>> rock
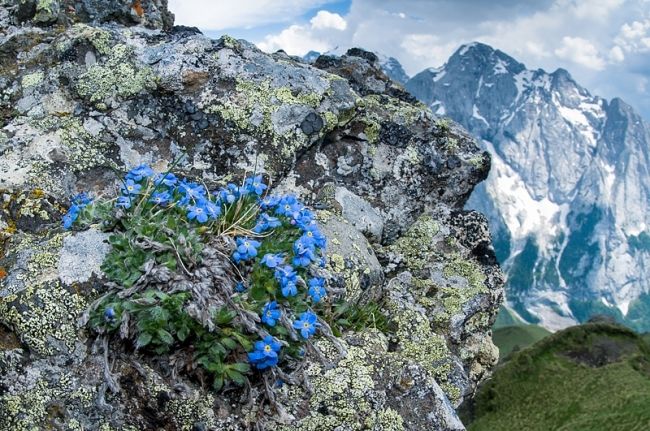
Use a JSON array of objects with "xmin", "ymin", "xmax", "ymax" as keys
[{"xmin": 0, "ymin": 2, "xmax": 504, "ymax": 429}]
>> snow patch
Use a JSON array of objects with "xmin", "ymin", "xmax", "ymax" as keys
[
  {"xmin": 472, "ymin": 105, "xmax": 489, "ymax": 125},
  {"xmin": 483, "ymin": 140, "xmax": 566, "ymax": 252}
]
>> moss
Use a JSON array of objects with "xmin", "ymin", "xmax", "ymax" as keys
[
  {"xmin": 21, "ymin": 71, "xmax": 44, "ymax": 89},
  {"xmin": 75, "ymin": 44, "xmax": 157, "ymax": 108}
]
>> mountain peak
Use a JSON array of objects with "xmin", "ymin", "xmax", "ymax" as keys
[{"xmin": 448, "ymin": 42, "xmax": 526, "ymax": 76}]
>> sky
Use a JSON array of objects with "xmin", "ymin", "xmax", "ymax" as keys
[{"xmin": 168, "ymin": 0, "xmax": 650, "ymax": 119}]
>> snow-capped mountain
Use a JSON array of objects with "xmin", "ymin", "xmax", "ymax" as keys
[
  {"xmin": 376, "ymin": 53, "xmax": 410, "ymax": 85},
  {"xmin": 404, "ymin": 42, "xmax": 650, "ymax": 331}
]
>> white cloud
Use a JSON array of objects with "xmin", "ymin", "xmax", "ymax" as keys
[
  {"xmin": 615, "ymin": 19, "xmax": 650, "ymax": 53},
  {"xmin": 609, "ymin": 45, "xmax": 626, "ymax": 62},
  {"xmin": 554, "ymin": 36, "xmax": 606, "ymax": 70},
  {"xmin": 257, "ymin": 10, "xmax": 347, "ymax": 55},
  {"xmin": 168, "ymin": 0, "xmax": 335, "ymax": 30},
  {"xmin": 310, "ymin": 10, "xmax": 347, "ymax": 30},
  {"xmin": 400, "ymin": 34, "xmax": 459, "ymax": 67}
]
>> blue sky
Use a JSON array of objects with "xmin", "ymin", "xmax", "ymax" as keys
[{"xmin": 168, "ymin": 0, "xmax": 650, "ymax": 119}]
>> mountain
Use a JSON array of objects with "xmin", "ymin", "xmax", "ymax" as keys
[
  {"xmin": 376, "ymin": 53, "xmax": 410, "ymax": 85},
  {"xmin": 461, "ymin": 321, "xmax": 650, "ymax": 430},
  {"xmin": 405, "ymin": 42, "xmax": 650, "ymax": 332}
]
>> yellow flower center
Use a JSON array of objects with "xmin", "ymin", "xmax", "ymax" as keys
[
  {"xmin": 307, "ymin": 231, "xmax": 313, "ymax": 237},
  {"xmin": 303, "ymin": 322, "xmax": 310, "ymax": 328},
  {"xmin": 264, "ymin": 345, "xmax": 271, "ymax": 352}
]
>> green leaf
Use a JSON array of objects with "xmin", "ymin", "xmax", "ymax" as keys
[
  {"xmin": 157, "ymin": 329, "xmax": 174, "ymax": 345},
  {"xmin": 221, "ymin": 337, "xmax": 238, "ymax": 350},
  {"xmin": 226, "ymin": 370, "xmax": 246, "ymax": 385},
  {"xmin": 136, "ymin": 332, "xmax": 152, "ymax": 348},
  {"xmin": 177, "ymin": 326, "xmax": 190, "ymax": 342},
  {"xmin": 230, "ymin": 362, "xmax": 251, "ymax": 373},
  {"xmin": 213, "ymin": 375, "xmax": 224, "ymax": 391}
]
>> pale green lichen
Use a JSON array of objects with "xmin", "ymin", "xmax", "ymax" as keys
[
  {"xmin": 21, "ymin": 72, "xmax": 44, "ymax": 89},
  {"xmin": 62, "ymin": 24, "xmax": 113, "ymax": 55},
  {"xmin": 201, "ymin": 77, "xmax": 336, "ymax": 161},
  {"xmin": 385, "ymin": 299, "xmax": 458, "ymax": 400},
  {"xmin": 283, "ymin": 331, "xmax": 394, "ymax": 431},
  {"xmin": 388, "ymin": 215, "xmax": 440, "ymax": 270},
  {"xmin": 0, "ymin": 233, "xmax": 87, "ymax": 355},
  {"xmin": 467, "ymin": 154, "xmax": 485, "ymax": 168},
  {"xmin": 0, "ymin": 371, "xmax": 96, "ymax": 431},
  {"xmin": 142, "ymin": 364, "xmax": 217, "ymax": 430},
  {"xmin": 75, "ymin": 44, "xmax": 157, "ymax": 108},
  {"xmin": 361, "ymin": 94, "xmax": 423, "ymax": 126}
]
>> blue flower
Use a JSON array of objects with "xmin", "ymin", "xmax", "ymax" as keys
[
  {"xmin": 217, "ymin": 183, "xmax": 240, "ymax": 204},
  {"xmin": 293, "ymin": 311, "xmax": 320, "ymax": 339},
  {"xmin": 248, "ymin": 335, "xmax": 282, "ymax": 369},
  {"xmin": 259, "ymin": 195, "xmax": 280, "ymax": 210},
  {"xmin": 62, "ymin": 208, "xmax": 79, "ymax": 230},
  {"xmin": 301, "ymin": 224, "xmax": 327, "ymax": 249},
  {"xmin": 261, "ymin": 301, "xmax": 281, "ymax": 327},
  {"xmin": 274, "ymin": 265, "xmax": 297, "ymax": 285},
  {"xmin": 294, "ymin": 209, "xmax": 315, "ymax": 228},
  {"xmin": 308, "ymin": 277, "xmax": 327, "ymax": 303},
  {"xmin": 178, "ymin": 180, "xmax": 206, "ymax": 205},
  {"xmin": 293, "ymin": 237, "xmax": 317, "ymax": 267},
  {"xmin": 154, "ymin": 173, "xmax": 178, "ymax": 187},
  {"xmin": 187, "ymin": 203, "xmax": 209, "ymax": 223},
  {"xmin": 253, "ymin": 213, "xmax": 282, "ymax": 233},
  {"xmin": 233, "ymin": 237, "xmax": 261, "ymax": 262},
  {"xmin": 244, "ymin": 175, "xmax": 268, "ymax": 196},
  {"xmin": 149, "ymin": 191, "xmax": 171, "ymax": 205},
  {"xmin": 71, "ymin": 192, "xmax": 93, "ymax": 207},
  {"xmin": 121, "ymin": 179, "xmax": 142, "ymax": 195},
  {"xmin": 204, "ymin": 200, "xmax": 222, "ymax": 219},
  {"xmin": 281, "ymin": 280, "xmax": 298, "ymax": 297},
  {"xmin": 261, "ymin": 253, "xmax": 284, "ymax": 268},
  {"xmin": 235, "ymin": 282, "xmax": 247, "ymax": 292},
  {"xmin": 104, "ymin": 307, "xmax": 116, "ymax": 322},
  {"xmin": 275, "ymin": 195, "xmax": 302, "ymax": 218},
  {"xmin": 116, "ymin": 196, "xmax": 133, "ymax": 209},
  {"xmin": 126, "ymin": 164, "xmax": 154, "ymax": 182}
]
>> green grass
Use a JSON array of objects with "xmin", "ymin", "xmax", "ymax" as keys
[
  {"xmin": 463, "ymin": 322, "xmax": 650, "ymax": 431},
  {"xmin": 493, "ymin": 324, "xmax": 551, "ymax": 360},
  {"xmin": 643, "ymin": 333, "xmax": 650, "ymax": 345},
  {"xmin": 492, "ymin": 305, "xmax": 525, "ymax": 329}
]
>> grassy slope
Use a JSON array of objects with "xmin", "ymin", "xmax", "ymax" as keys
[
  {"xmin": 493, "ymin": 325, "xmax": 551, "ymax": 359},
  {"xmin": 464, "ymin": 323, "xmax": 650, "ymax": 431}
]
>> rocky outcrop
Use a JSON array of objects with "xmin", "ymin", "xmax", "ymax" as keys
[{"xmin": 0, "ymin": 3, "xmax": 503, "ymax": 430}]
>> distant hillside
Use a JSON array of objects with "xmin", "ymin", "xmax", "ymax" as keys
[
  {"xmin": 462, "ymin": 322, "xmax": 650, "ymax": 430},
  {"xmin": 493, "ymin": 325, "xmax": 551, "ymax": 360}
]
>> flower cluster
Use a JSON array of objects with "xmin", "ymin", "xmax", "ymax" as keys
[
  {"xmin": 69, "ymin": 164, "xmax": 332, "ymax": 388},
  {"xmin": 232, "ymin": 192, "xmax": 329, "ymax": 370}
]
